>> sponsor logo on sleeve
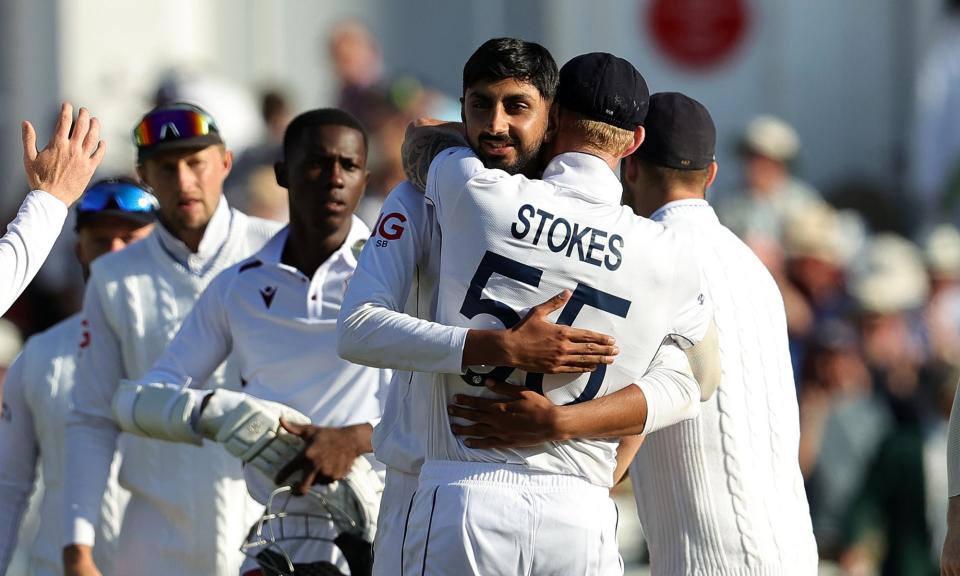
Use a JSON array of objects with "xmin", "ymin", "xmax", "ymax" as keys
[{"xmin": 371, "ymin": 212, "xmax": 407, "ymax": 247}]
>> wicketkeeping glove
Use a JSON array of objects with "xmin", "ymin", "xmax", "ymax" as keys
[{"xmin": 197, "ymin": 389, "xmax": 311, "ymax": 481}]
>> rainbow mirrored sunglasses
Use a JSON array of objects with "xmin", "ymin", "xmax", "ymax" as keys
[
  {"xmin": 133, "ymin": 105, "xmax": 220, "ymax": 147},
  {"xmin": 77, "ymin": 180, "xmax": 159, "ymax": 215}
]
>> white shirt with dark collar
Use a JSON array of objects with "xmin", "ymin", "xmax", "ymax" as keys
[
  {"xmin": 631, "ymin": 198, "xmax": 818, "ymax": 574},
  {"xmin": 422, "ymin": 147, "xmax": 710, "ymax": 487},
  {"xmin": 138, "ymin": 217, "xmax": 388, "ymax": 502}
]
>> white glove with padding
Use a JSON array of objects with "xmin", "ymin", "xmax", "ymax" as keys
[
  {"xmin": 197, "ymin": 388, "xmax": 311, "ymax": 482},
  {"xmin": 113, "ymin": 380, "xmax": 203, "ymax": 445}
]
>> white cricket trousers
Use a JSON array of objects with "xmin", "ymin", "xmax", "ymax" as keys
[
  {"xmin": 400, "ymin": 461, "xmax": 622, "ymax": 576},
  {"xmin": 373, "ymin": 467, "xmax": 420, "ymax": 576}
]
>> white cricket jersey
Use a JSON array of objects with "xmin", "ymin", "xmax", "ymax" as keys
[
  {"xmin": 66, "ymin": 198, "xmax": 281, "ymax": 576},
  {"xmin": 339, "ymin": 182, "xmax": 464, "ymax": 475},
  {"xmin": 0, "ymin": 316, "xmax": 125, "ymax": 576},
  {"xmin": 0, "ymin": 190, "xmax": 68, "ymax": 316},
  {"xmin": 630, "ymin": 200, "xmax": 817, "ymax": 575},
  {"xmin": 138, "ymin": 218, "xmax": 388, "ymax": 504},
  {"xmin": 424, "ymin": 148, "xmax": 709, "ymax": 487}
]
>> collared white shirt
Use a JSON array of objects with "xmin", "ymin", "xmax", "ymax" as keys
[
  {"xmin": 154, "ymin": 195, "xmax": 232, "ymax": 276},
  {"xmin": 422, "ymin": 147, "xmax": 709, "ymax": 487},
  {"xmin": 139, "ymin": 217, "xmax": 388, "ymax": 501}
]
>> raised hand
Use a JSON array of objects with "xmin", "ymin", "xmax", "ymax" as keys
[{"xmin": 22, "ymin": 102, "xmax": 106, "ymax": 207}]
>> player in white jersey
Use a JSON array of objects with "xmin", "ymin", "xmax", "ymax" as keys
[
  {"xmin": 0, "ymin": 103, "xmax": 105, "ymax": 318},
  {"xmin": 393, "ymin": 53, "xmax": 712, "ymax": 574},
  {"xmin": 111, "ymin": 109, "xmax": 388, "ymax": 576},
  {"xmin": 622, "ymin": 93, "xmax": 817, "ymax": 575},
  {"xmin": 339, "ymin": 39, "xmax": 671, "ymax": 575},
  {"xmin": 0, "ymin": 179, "xmax": 157, "ymax": 576},
  {"xmin": 457, "ymin": 93, "xmax": 817, "ymax": 574},
  {"xmin": 64, "ymin": 103, "xmax": 282, "ymax": 576}
]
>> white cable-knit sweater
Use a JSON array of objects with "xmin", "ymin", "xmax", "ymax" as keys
[
  {"xmin": 66, "ymin": 200, "xmax": 281, "ymax": 576},
  {"xmin": 629, "ymin": 200, "xmax": 818, "ymax": 575}
]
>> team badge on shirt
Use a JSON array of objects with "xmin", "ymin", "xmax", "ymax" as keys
[
  {"xmin": 260, "ymin": 285, "xmax": 278, "ymax": 309},
  {"xmin": 351, "ymin": 238, "xmax": 366, "ymax": 259}
]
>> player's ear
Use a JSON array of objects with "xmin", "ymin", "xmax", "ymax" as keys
[
  {"xmin": 705, "ymin": 160, "xmax": 719, "ymax": 189},
  {"xmin": 544, "ymin": 103, "xmax": 560, "ymax": 143},
  {"xmin": 460, "ymin": 97, "xmax": 466, "ymax": 125},
  {"xmin": 621, "ymin": 126, "xmax": 645, "ymax": 159},
  {"xmin": 274, "ymin": 161, "xmax": 288, "ymax": 189}
]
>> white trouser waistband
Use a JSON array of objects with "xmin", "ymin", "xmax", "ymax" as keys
[{"xmin": 419, "ymin": 460, "xmax": 605, "ymax": 494}]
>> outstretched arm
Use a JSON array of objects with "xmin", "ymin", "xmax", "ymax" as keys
[{"xmin": 0, "ymin": 104, "xmax": 106, "ymax": 316}]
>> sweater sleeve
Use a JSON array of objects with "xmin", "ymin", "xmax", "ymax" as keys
[
  {"xmin": 0, "ymin": 190, "xmax": 68, "ymax": 316},
  {"xmin": 65, "ymin": 282, "xmax": 122, "ymax": 547}
]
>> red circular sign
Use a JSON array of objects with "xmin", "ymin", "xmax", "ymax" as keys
[{"xmin": 647, "ymin": 0, "xmax": 749, "ymax": 70}]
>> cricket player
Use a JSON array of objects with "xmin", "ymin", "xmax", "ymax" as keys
[
  {"xmin": 1, "ymin": 103, "xmax": 105, "ymax": 317},
  {"xmin": 453, "ymin": 93, "xmax": 819, "ymax": 575},
  {"xmin": 338, "ymin": 39, "xmax": 628, "ymax": 575},
  {"xmin": 110, "ymin": 108, "xmax": 387, "ymax": 575},
  {"xmin": 623, "ymin": 93, "xmax": 817, "ymax": 575},
  {"xmin": 0, "ymin": 179, "xmax": 157, "ymax": 576},
  {"xmin": 396, "ymin": 53, "xmax": 712, "ymax": 574},
  {"xmin": 64, "ymin": 103, "xmax": 282, "ymax": 576}
]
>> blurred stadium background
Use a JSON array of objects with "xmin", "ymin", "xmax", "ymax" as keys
[{"xmin": 3, "ymin": 0, "xmax": 959, "ymax": 574}]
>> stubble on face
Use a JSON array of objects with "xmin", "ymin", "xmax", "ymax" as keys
[{"xmin": 462, "ymin": 78, "xmax": 550, "ymax": 176}]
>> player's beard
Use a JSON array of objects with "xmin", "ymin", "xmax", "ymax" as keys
[{"xmin": 475, "ymin": 137, "xmax": 539, "ymax": 176}]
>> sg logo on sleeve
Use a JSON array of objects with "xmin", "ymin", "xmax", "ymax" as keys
[{"xmin": 371, "ymin": 212, "xmax": 407, "ymax": 247}]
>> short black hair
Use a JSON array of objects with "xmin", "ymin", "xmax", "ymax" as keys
[
  {"xmin": 282, "ymin": 108, "xmax": 368, "ymax": 158},
  {"xmin": 462, "ymin": 38, "xmax": 558, "ymax": 101}
]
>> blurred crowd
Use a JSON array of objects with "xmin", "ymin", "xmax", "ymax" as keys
[{"xmin": 2, "ymin": 16, "xmax": 959, "ymax": 576}]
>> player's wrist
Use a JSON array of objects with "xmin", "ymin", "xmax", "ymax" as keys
[
  {"xmin": 344, "ymin": 423, "xmax": 374, "ymax": 455},
  {"xmin": 463, "ymin": 329, "xmax": 514, "ymax": 368},
  {"xmin": 550, "ymin": 406, "xmax": 577, "ymax": 441}
]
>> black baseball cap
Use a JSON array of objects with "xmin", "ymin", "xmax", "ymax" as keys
[
  {"xmin": 556, "ymin": 52, "xmax": 649, "ymax": 131},
  {"xmin": 133, "ymin": 102, "xmax": 223, "ymax": 162},
  {"xmin": 635, "ymin": 92, "xmax": 716, "ymax": 170}
]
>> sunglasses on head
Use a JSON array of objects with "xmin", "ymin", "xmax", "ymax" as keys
[
  {"xmin": 133, "ymin": 105, "xmax": 220, "ymax": 147},
  {"xmin": 77, "ymin": 180, "xmax": 160, "ymax": 215}
]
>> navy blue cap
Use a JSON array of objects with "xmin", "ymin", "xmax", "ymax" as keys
[
  {"xmin": 636, "ymin": 92, "xmax": 716, "ymax": 170},
  {"xmin": 556, "ymin": 52, "xmax": 649, "ymax": 130}
]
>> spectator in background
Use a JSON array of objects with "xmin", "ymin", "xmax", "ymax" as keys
[
  {"xmin": 804, "ymin": 234, "xmax": 932, "ymax": 560},
  {"xmin": 228, "ymin": 87, "xmax": 293, "ymax": 216},
  {"xmin": 798, "ymin": 320, "xmax": 872, "ymax": 479},
  {"xmin": 911, "ymin": 0, "xmax": 960, "ymax": 230},
  {"xmin": 719, "ymin": 114, "xmax": 822, "ymax": 246},
  {"xmin": 922, "ymin": 224, "xmax": 960, "ymax": 363},
  {"xmin": 780, "ymin": 202, "xmax": 852, "ymax": 386},
  {"xmin": 327, "ymin": 19, "xmax": 391, "ymax": 133}
]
